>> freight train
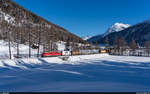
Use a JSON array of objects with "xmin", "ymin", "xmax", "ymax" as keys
[{"xmin": 42, "ymin": 49, "xmax": 107, "ymax": 57}]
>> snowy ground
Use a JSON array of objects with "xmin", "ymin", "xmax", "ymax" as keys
[
  {"xmin": 0, "ymin": 40, "xmax": 40, "ymax": 59},
  {"xmin": 0, "ymin": 54, "xmax": 150, "ymax": 92}
]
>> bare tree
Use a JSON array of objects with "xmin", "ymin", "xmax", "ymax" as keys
[
  {"xmin": 65, "ymin": 37, "xmax": 70, "ymax": 51},
  {"xmin": 119, "ymin": 37, "xmax": 127, "ymax": 55},
  {"xmin": 144, "ymin": 40, "xmax": 150, "ymax": 56},
  {"xmin": 16, "ymin": 27, "xmax": 20, "ymax": 58},
  {"xmin": 15, "ymin": 8, "xmax": 22, "ymax": 58},
  {"xmin": 28, "ymin": 26, "xmax": 31, "ymax": 57},
  {"xmin": 95, "ymin": 41, "xmax": 100, "ymax": 50},
  {"xmin": 105, "ymin": 37, "xmax": 109, "ymax": 52},
  {"xmin": 37, "ymin": 25, "xmax": 42, "ymax": 57},
  {"xmin": 7, "ymin": 22, "xmax": 12, "ymax": 59},
  {"xmin": 8, "ymin": 29, "xmax": 12, "ymax": 59},
  {"xmin": 113, "ymin": 36, "xmax": 120, "ymax": 55},
  {"xmin": 129, "ymin": 39, "xmax": 138, "ymax": 56},
  {"xmin": 3, "ymin": 18, "xmax": 13, "ymax": 59},
  {"xmin": 89, "ymin": 42, "xmax": 93, "ymax": 50}
]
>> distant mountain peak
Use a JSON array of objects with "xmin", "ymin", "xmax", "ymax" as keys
[
  {"xmin": 82, "ymin": 35, "xmax": 92, "ymax": 40},
  {"xmin": 88, "ymin": 22, "xmax": 130, "ymax": 44},
  {"xmin": 103, "ymin": 22, "xmax": 130, "ymax": 37}
]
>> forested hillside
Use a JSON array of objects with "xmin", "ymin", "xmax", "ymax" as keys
[{"xmin": 0, "ymin": 0, "xmax": 85, "ymax": 53}]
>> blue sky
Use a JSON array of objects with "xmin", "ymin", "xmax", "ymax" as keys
[{"xmin": 13, "ymin": 0, "xmax": 150, "ymax": 37}]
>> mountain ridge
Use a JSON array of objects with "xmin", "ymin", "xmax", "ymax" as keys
[
  {"xmin": 88, "ymin": 22, "xmax": 130, "ymax": 44},
  {"xmin": 88, "ymin": 19, "xmax": 150, "ymax": 46}
]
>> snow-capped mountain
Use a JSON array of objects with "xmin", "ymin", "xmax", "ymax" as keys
[
  {"xmin": 82, "ymin": 35, "xmax": 92, "ymax": 40},
  {"xmin": 103, "ymin": 23, "xmax": 130, "ymax": 37},
  {"xmin": 88, "ymin": 18, "xmax": 150, "ymax": 46},
  {"xmin": 88, "ymin": 22, "xmax": 130, "ymax": 43}
]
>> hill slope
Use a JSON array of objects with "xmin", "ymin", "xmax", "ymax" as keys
[{"xmin": 0, "ymin": 0, "xmax": 84, "ymax": 49}]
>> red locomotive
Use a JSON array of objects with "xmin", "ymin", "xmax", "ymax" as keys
[{"xmin": 42, "ymin": 52, "xmax": 62, "ymax": 57}]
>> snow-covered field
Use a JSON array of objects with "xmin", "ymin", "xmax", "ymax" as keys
[{"xmin": 0, "ymin": 54, "xmax": 150, "ymax": 92}]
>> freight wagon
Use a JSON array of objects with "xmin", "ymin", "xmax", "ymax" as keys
[
  {"xmin": 99, "ymin": 50, "xmax": 107, "ymax": 54},
  {"xmin": 72, "ymin": 51, "xmax": 81, "ymax": 55},
  {"xmin": 80, "ymin": 50, "xmax": 99, "ymax": 55}
]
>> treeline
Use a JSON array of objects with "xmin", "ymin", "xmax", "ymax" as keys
[{"xmin": 104, "ymin": 36, "xmax": 150, "ymax": 56}]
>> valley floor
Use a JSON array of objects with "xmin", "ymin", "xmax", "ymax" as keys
[{"xmin": 0, "ymin": 54, "xmax": 150, "ymax": 92}]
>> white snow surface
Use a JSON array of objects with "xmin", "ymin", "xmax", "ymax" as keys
[
  {"xmin": 0, "ymin": 54, "xmax": 108, "ymax": 68},
  {"xmin": 0, "ymin": 54, "xmax": 150, "ymax": 91},
  {"xmin": 0, "ymin": 40, "xmax": 39, "ymax": 59}
]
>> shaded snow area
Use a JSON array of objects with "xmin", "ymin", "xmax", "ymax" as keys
[{"xmin": 0, "ymin": 54, "xmax": 150, "ymax": 91}]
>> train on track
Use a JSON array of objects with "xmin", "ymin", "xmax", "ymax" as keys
[{"xmin": 42, "ymin": 49, "xmax": 107, "ymax": 57}]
